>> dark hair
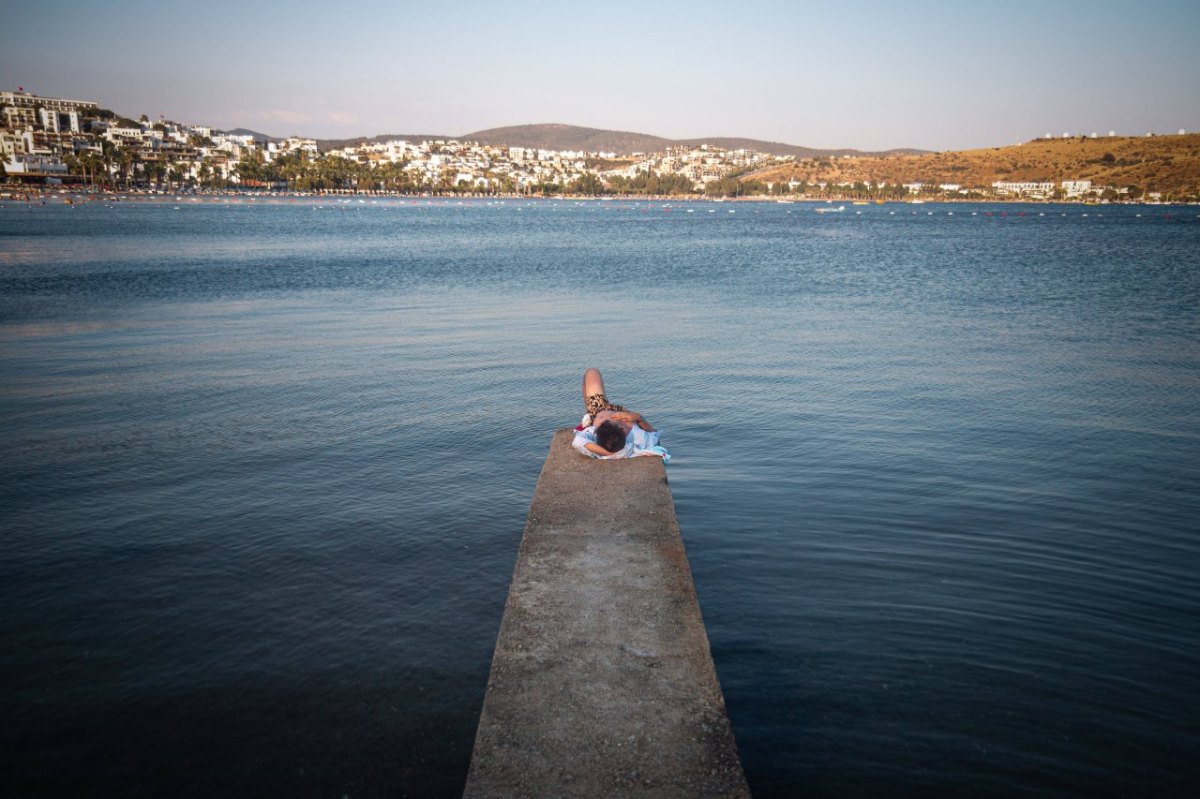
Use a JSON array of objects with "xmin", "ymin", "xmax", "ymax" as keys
[{"xmin": 595, "ymin": 420, "xmax": 627, "ymax": 453}]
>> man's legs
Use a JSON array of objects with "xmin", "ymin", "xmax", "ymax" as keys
[
  {"xmin": 582, "ymin": 368, "xmax": 625, "ymax": 418},
  {"xmin": 582, "ymin": 368, "xmax": 606, "ymax": 403}
]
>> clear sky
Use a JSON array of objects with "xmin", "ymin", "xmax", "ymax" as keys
[{"xmin": 4, "ymin": 0, "xmax": 1199, "ymax": 151}]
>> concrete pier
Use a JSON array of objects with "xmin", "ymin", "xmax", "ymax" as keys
[{"xmin": 464, "ymin": 430, "xmax": 750, "ymax": 798}]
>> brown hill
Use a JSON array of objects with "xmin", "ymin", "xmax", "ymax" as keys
[
  {"xmin": 463, "ymin": 123, "xmax": 673, "ymax": 154},
  {"xmin": 464, "ymin": 125, "xmax": 923, "ymax": 158},
  {"xmin": 673, "ymin": 136, "xmax": 922, "ymax": 159},
  {"xmin": 315, "ymin": 132, "xmax": 455, "ymax": 151},
  {"xmin": 745, "ymin": 133, "xmax": 1200, "ymax": 197},
  {"xmin": 314, "ymin": 124, "xmax": 669, "ymax": 155},
  {"xmin": 224, "ymin": 128, "xmax": 280, "ymax": 144},
  {"xmin": 317, "ymin": 123, "xmax": 927, "ymax": 158}
]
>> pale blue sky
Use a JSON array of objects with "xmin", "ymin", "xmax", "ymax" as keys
[{"xmin": 3, "ymin": 0, "xmax": 1198, "ymax": 150}]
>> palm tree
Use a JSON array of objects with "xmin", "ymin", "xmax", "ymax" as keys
[
  {"xmin": 117, "ymin": 148, "xmax": 135, "ymax": 189},
  {"xmin": 145, "ymin": 160, "xmax": 166, "ymax": 191},
  {"xmin": 234, "ymin": 149, "xmax": 264, "ymax": 186},
  {"xmin": 169, "ymin": 161, "xmax": 189, "ymax": 190},
  {"xmin": 64, "ymin": 153, "xmax": 82, "ymax": 184},
  {"xmin": 100, "ymin": 140, "xmax": 119, "ymax": 188},
  {"xmin": 89, "ymin": 151, "xmax": 106, "ymax": 187}
]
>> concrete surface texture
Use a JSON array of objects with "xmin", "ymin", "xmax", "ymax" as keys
[{"xmin": 464, "ymin": 429, "xmax": 750, "ymax": 798}]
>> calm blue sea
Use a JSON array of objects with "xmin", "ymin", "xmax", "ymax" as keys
[{"xmin": 2, "ymin": 197, "xmax": 1198, "ymax": 797}]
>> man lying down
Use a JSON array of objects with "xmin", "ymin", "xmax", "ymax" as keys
[{"xmin": 571, "ymin": 368, "xmax": 670, "ymax": 462}]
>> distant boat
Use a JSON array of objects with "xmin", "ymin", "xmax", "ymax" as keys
[
  {"xmin": 853, "ymin": 201, "xmax": 869, "ymax": 205},
  {"xmin": 814, "ymin": 205, "xmax": 845, "ymax": 213}
]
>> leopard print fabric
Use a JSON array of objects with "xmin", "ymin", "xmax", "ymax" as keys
[{"xmin": 584, "ymin": 393, "xmax": 625, "ymax": 418}]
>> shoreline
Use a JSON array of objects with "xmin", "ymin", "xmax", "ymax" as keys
[{"xmin": 2, "ymin": 186, "xmax": 1193, "ymax": 207}]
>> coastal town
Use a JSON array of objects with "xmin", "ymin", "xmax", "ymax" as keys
[
  {"xmin": 2, "ymin": 88, "xmax": 1194, "ymax": 201},
  {"xmin": 0, "ymin": 89, "xmax": 781, "ymax": 196}
]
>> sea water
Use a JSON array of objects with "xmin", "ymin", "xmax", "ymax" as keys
[{"xmin": 2, "ymin": 198, "xmax": 1198, "ymax": 796}]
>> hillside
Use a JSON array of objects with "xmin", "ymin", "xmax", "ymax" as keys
[
  {"xmin": 672, "ymin": 136, "xmax": 923, "ymax": 159},
  {"xmin": 314, "ymin": 123, "xmax": 927, "ymax": 158},
  {"xmin": 744, "ymin": 133, "xmax": 1200, "ymax": 196},
  {"xmin": 224, "ymin": 128, "xmax": 279, "ymax": 144},
  {"xmin": 312, "ymin": 124, "xmax": 667, "ymax": 154},
  {"xmin": 462, "ymin": 124, "xmax": 673, "ymax": 154},
  {"xmin": 463, "ymin": 124, "xmax": 924, "ymax": 158},
  {"xmin": 315, "ymin": 132, "xmax": 454, "ymax": 151}
]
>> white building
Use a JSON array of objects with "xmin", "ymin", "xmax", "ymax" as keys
[
  {"xmin": 38, "ymin": 107, "xmax": 82, "ymax": 134},
  {"xmin": 104, "ymin": 127, "xmax": 145, "ymax": 147},
  {"xmin": 0, "ymin": 90, "xmax": 99, "ymax": 114},
  {"xmin": 1, "ymin": 128, "xmax": 35, "ymax": 157},
  {"xmin": 1061, "ymin": 180, "xmax": 1092, "ymax": 198},
  {"xmin": 993, "ymin": 181, "xmax": 1055, "ymax": 197},
  {"xmin": 3, "ymin": 153, "xmax": 69, "ymax": 176},
  {"xmin": 267, "ymin": 137, "xmax": 319, "ymax": 159},
  {"xmin": 4, "ymin": 105, "xmax": 38, "ymax": 129}
]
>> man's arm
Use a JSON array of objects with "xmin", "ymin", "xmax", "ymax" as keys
[{"xmin": 610, "ymin": 410, "xmax": 656, "ymax": 432}]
